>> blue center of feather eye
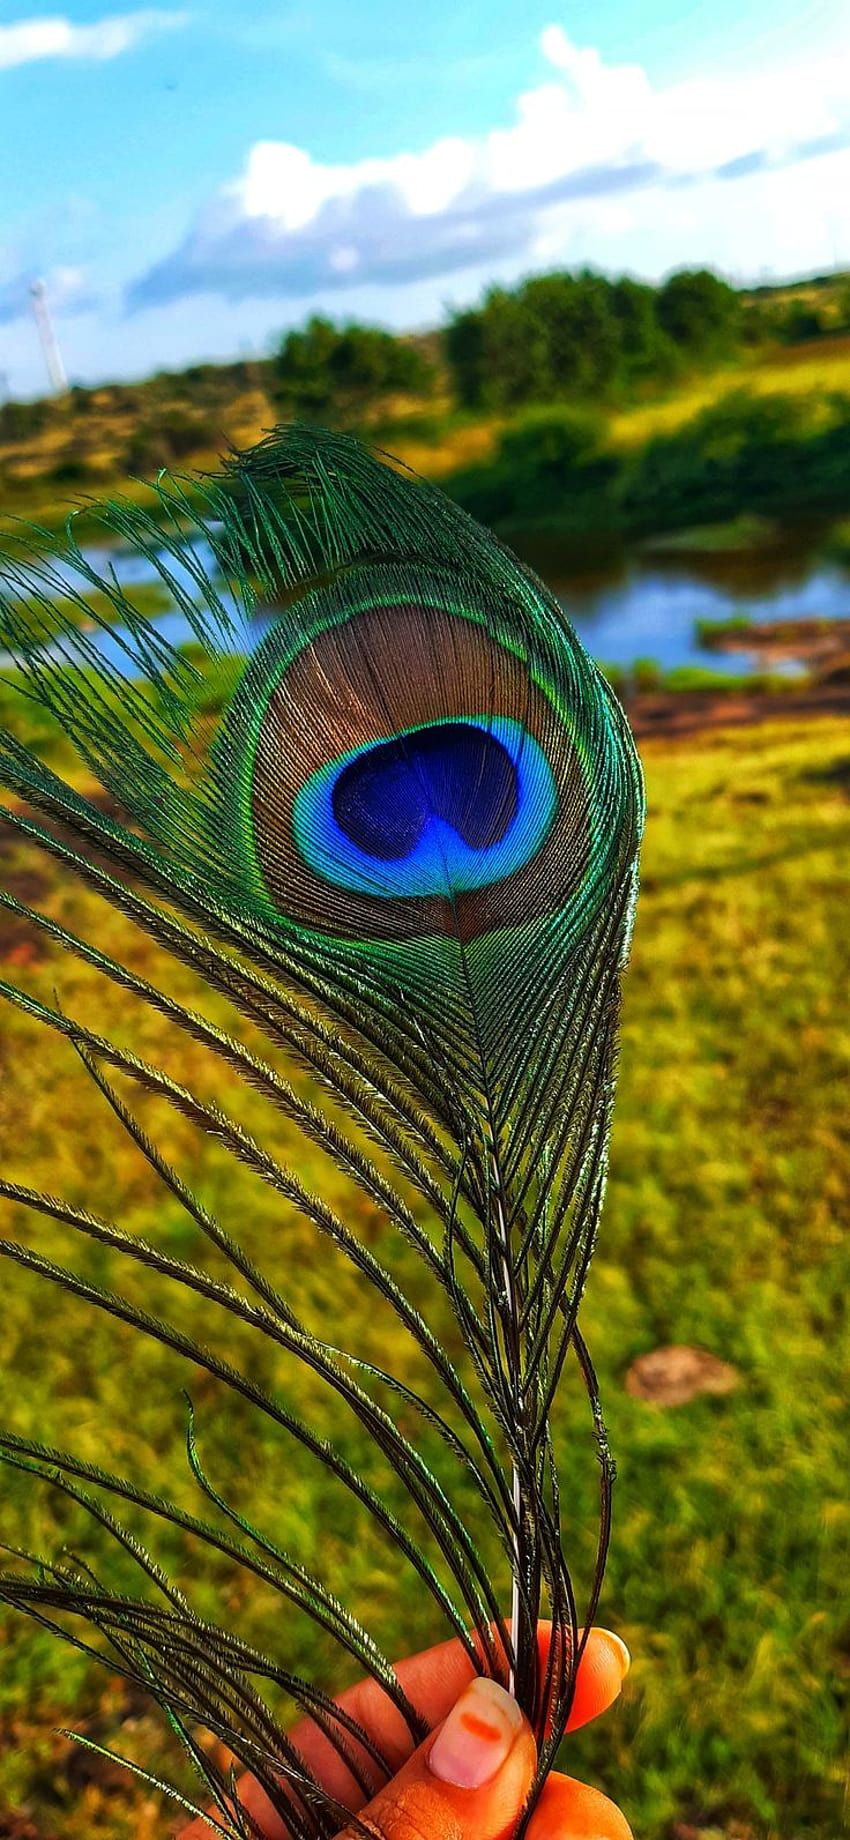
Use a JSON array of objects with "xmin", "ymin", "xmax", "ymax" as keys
[
  {"xmin": 292, "ymin": 716, "xmax": 557, "ymax": 900},
  {"xmin": 331, "ymin": 723, "xmax": 517, "ymax": 860}
]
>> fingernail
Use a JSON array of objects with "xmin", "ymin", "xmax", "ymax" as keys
[
  {"xmin": 598, "ymin": 1629, "xmax": 631, "ymax": 1679},
  {"xmin": 429, "ymin": 1677, "xmax": 524, "ymax": 1789}
]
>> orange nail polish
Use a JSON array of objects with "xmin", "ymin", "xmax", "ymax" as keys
[{"xmin": 429, "ymin": 1677, "xmax": 523, "ymax": 1788}]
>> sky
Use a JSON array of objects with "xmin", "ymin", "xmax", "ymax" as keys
[{"xmin": 2, "ymin": 0, "xmax": 850, "ymax": 398}]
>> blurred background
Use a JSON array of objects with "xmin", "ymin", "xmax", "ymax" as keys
[{"xmin": 1, "ymin": 3, "xmax": 848, "ymax": 1835}]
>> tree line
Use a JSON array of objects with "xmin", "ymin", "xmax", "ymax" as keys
[
  {"xmin": 271, "ymin": 268, "xmax": 850, "ymax": 421},
  {"xmin": 271, "ymin": 271, "xmax": 743, "ymax": 418},
  {"xmin": 3, "ymin": 264, "xmax": 850, "ymax": 493},
  {"xmin": 444, "ymin": 269, "xmax": 743, "ymax": 409}
]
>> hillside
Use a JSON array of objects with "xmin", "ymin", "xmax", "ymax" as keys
[{"xmin": 4, "ymin": 265, "xmax": 850, "ymax": 537}]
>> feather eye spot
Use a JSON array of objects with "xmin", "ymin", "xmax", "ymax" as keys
[
  {"xmin": 221, "ymin": 584, "xmax": 629, "ymax": 943},
  {"xmin": 293, "ymin": 717, "xmax": 557, "ymax": 901}
]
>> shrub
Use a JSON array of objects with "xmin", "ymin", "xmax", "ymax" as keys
[
  {"xmin": 0, "ymin": 399, "xmax": 53, "ymax": 442},
  {"xmin": 656, "ymin": 268, "xmax": 741, "ymax": 356},
  {"xmin": 446, "ymin": 267, "xmax": 739, "ymax": 411},
  {"xmin": 448, "ymin": 406, "xmax": 621, "ymax": 529},
  {"xmin": 123, "ymin": 411, "xmax": 221, "ymax": 472},
  {"xmin": 274, "ymin": 318, "xmax": 436, "ymax": 423},
  {"xmin": 620, "ymin": 389, "xmax": 850, "ymax": 533}
]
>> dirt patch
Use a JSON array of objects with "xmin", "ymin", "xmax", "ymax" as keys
[
  {"xmin": 0, "ymin": 864, "xmax": 52, "ymax": 966},
  {"xmin": 626, "ymin": 681, "xmax": 850, "ymax": 737},
  {"xmin": 0, "ymin": 919, "xmax": 50, "ymax": 968},
  {"xmin": 2, "ymin": 868, "xmax": 50, "ymax": 905},
  {"xmin": 626, "ymin": 1344, "xmax": 740, "ymax": 1407}
]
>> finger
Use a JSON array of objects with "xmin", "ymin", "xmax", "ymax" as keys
[
  {"xmin": 280, "ymin": 1625, "xmax": 629, "ymax": 1821},
  {"xmin": 311, "ymin": 1624, "xmax": 630, "ymax": 1793},
  {"xmin": 562, "ymin": 1629, "xmax": 630, "ymax": 1733},
  {"xmin": 526, "ymin": 1771, "xmax": 633, "ymax": 1839},
  {"xmin": 178, "ymin": 1626, "xmax": 630, "ymax": 1837},
  {"xmin": 333, "ymin": 1676, "xmax": 537, "ymax": 1840}
]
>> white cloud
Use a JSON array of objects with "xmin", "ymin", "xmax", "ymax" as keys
[
  {"xmin": 0, "ymin": 10, "xmax": 188, "ymax": 72},
  {"xmin": 128, "ymin": 24, "xmax": 850, "ymax": 311}
]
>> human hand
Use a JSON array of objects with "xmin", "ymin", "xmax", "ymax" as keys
[{"xmin": 179, "ymin": 1623, "xmax": 632, "ymax": 1839}]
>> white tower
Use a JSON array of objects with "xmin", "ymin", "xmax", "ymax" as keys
[{"xmin": 29, "ymin": 278, "xmax": 67, "ymax": 394}]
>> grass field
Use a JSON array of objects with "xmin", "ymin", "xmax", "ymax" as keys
[
  {"xmin": 0, "ymin": 713, "xmax": 847, "ymax": 1838},
  {"xmin": 607, "ymin": 334, "xmax": 850, "ymax": 449}
]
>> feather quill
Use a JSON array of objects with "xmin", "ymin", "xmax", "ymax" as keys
[{"xmin": 0, "ymin": 426, "xmax": 643, "ymax": 1835}]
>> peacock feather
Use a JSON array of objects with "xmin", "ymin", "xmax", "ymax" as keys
[{"xmin": 0, "ymin": 426, "xmax": 644, "ymax": 1836}]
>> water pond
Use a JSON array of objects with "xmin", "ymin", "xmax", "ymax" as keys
[{"xmin": 3, "ymin": 521, "xmax": 849, "ymax": 680}]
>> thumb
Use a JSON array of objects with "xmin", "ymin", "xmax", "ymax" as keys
[{"xmin": 333, "ymin": 1676, "xmax": 536, "ymax": 1840}]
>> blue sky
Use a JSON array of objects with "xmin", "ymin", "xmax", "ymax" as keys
[{"xmin": 2, "ymin": 0, "xmax": 850, "ymax": 397}]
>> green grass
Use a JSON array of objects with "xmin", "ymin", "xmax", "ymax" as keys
[
  {"xmin": 0, "ymin": 716, "xmax": 848, "ymax": 1838},
  {"xmin": 824, "ymin": 518, "xmax": 850, "ymax": 565},
  {"xmin": 608, "ymin": 334, "xmax": 850, "ymax": 448},
  {"xmin": 600, "ymin": 658, "xmax": 805, "ymax": 697},
  {"xmin": 641, "ymin": 515, "xmax": 782, "ymax": 556},
  {"xmin": 695, "ymin": 618, "xmax": 764, "ymax": 649}
]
